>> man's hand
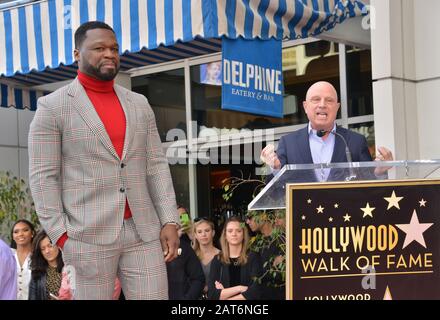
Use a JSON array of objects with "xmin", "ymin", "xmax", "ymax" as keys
[
  {"xmin": 374, "ymin": 146, "xmax": 394, "ymax": 176},
  {"xmin": 260, "ymin": 144, "xmax": 281, "ymax": 169},
  {"xmin": 160, "ymin": 224, "xmax": 179, "ymax": 262},
  {"xmin": 58, "ymin": 271, "xmax": 73, "ymax": 300}
]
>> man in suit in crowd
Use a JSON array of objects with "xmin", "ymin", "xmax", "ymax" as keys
[
  {"xmin": 261, "ymin": 81, "xmax": 393, "ymax": 180},
  {"xmin": 28, "ymin": 21, "xmax": 179, "ymax": 300}
]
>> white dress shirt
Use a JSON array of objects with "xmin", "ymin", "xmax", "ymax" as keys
[
  {"xmin": 11, "ymin": 249, "xmax": 32, "ymax": 300},
  {"xmin": 308, "ymin": 122, "xmax": 336, "ymax": 181}
]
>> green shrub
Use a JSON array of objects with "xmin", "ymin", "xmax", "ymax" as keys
[{"xmin": 0, "ymin": 171, "xmax": 39, "ymax": 242}]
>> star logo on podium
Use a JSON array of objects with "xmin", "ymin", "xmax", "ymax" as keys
[
  {"xmin": 396, "ymin": 210, "xmax": 433, "ymax": 249},
  {"xmin": 343, "ymin": 213, "xmax": 351, "ymax": 222},
  {"xmin": 361, "ymin": 203, "xmax": 375, "ymax": 218},
  {"xmin": 384, "ymin": 190, "xmax": 403, "ymax": 210}
]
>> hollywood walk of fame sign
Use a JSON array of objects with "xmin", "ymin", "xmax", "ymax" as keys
[{"xmin": 286, "ymin": 179, "xmax": 440, "ymax": 300}]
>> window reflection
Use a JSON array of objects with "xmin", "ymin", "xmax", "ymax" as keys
[
  {"xmin": 349, "ymin": 121, "xmax": 375, "ymax": 158},
  {"xmin": 132, "ymin": 69, "xmax": 186, "ymax": 142},
  {"xmin": 346, "ymin": 46, "xmax": 373, "ymax": 117},
  {"xmin": 169, "ymin": 164, "xmax": 190, "ymax": 211},
  {"xmin": 283, "ymin": 41, "xmax": 341, "ymax": 125}
]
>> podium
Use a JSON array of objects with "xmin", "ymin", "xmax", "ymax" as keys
[{"xmin": 248, "ymin": 160, "xmax": 440, "ymax": 300}]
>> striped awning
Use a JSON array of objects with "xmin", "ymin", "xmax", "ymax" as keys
[
  {"xmin": 0, "ymin": 0, "xmax": 366, "ymax": 81},
  {"xmin": 7, "ymin": 38, "xmax": 222, "ymax": 86},
  {"xmin": 0, "ymin": 82, "xmax": 48, "ymax": 110}
]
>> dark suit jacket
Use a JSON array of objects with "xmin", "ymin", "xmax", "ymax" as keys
[
  {"xmin": 271, "ymin": 125, "xmax": 373, "ymax": 182},
  {"xmin": 278, "ymin": 125, "xmax": 372, "ymax": 165},
  {"xmin": 166, "ymin": 239, "xmax": 205, "ymax": 300}
]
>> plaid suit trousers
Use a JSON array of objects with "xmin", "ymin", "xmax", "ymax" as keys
[{"xmin": 62, "ymin": 218, "xmax": 168, "ymax": 300}]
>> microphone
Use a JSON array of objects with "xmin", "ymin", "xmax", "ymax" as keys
[{"xmin": 317, "ymin": 129, "xmax": 357, "ymax": 181}]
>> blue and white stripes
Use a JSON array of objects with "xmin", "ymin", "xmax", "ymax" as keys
[
  {"xmin": 215, "ymin": 0, "xmax": 366, "ymax": 40},
  {"xmin": 0, "ymin": 0, "xmax": 366, "ymax": 77},
  {"xmin": 0, "ymin": 0, "xmax": 216, "ymax": 77},
  {"xmin": 0, "ymin": 83, "xmax": 48, "ymax": 110}
]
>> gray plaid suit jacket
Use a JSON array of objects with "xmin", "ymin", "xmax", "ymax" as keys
[{"xmin": 29, "ymin": 78, "xmax": 179, "ymax": 245}]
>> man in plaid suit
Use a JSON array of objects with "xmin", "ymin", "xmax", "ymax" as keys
[{"xmin": 28, "ymin": 21, "xmax": 180, "ymax": 300}]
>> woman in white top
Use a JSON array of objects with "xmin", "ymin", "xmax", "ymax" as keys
[
  {"xmin": 10, "ymin": 219, "xmax": 36, "ymax": 300},
  {"xmin": 192, "ymin": 218, "xmax": 220, "ymax": 299}
]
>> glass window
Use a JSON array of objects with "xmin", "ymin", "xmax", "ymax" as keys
[
  {"xmin": 346, "ymin": 46, "xmax": 373, "ymax": 117},
  {"xmin": 197, "ymin": 162, "xmax": 260, "ymax": 224},
  {"xmin": 128, "ymin": 40, "xmax": 375, "ymax": 222},
  {"xmin": 170, "ymin": 164, "xmax": 190, "ymax": 211},
  {"xmin": 348, "ymin": 121, "xmax": 375, "ymax": 158},
  {"xmin": 132, "ymin": 70, "xmax": 189, "ymax": 214},
  {"xmin": 132, "ymin": 69, "xmax": 186, "ymax": 142},
  {"xmin": 283, "ymin": 40, "xmax": 341, "ymax": 125},
  {"xmin": 190, "ymin": 40, "xmax": 341, "ymax": 139}
]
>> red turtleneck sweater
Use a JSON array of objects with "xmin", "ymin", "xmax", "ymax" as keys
[{"xmin": 57, "ymin": 71, "xmax": 132, "ymax": 248}]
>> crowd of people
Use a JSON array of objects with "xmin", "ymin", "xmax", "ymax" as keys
[
  {"xmin": 0, "ymin": 208, "xmax": 286, "ymax": 301},
  {"xmin": 1, "ymin": 20, "xmax": 394, "ymax": 301}
]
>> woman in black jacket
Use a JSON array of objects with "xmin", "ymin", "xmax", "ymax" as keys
[
  {"xmin": 29, "ymin": 230, "xmax": 64, "ymax": 300},
  {"xmin": 207, "ymin": 216, "xmax": 262, "ymax": 300}
]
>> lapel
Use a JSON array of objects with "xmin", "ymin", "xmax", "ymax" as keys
[
  {"xmin": 67, "ymin": 78, "xmax": 136, "ymax": 161},
  {"xmin": 298, "ymin": 126, "xmax": 313, "ymax": 163},
  {"xmin": 68, "ymin": 78, "xmax": 119, "ymax": 160},
  {"xmin": 114, "ymin": 85, "xmax": 136, "ymax": 161},
  {"xmin": 330, "ymin": 126, "xmax": 347, "ymax": 163}
]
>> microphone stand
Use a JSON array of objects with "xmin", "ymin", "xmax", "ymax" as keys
[{"xmin": 317, "ymin": 129, "xmax": 357, "ymax": 181}]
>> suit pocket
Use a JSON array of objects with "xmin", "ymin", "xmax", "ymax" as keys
[{"xmin": 62, "ymin": 186, "xmax": 85, "ymax": 228}]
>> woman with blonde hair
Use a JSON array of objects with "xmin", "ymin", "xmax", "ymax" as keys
[
  {"xmin": 192, "ymin": 217, "xmax": 220, "ymax": 298},
  {"xmin": 207, "ymin": 216, "xmax": 262, "ymax": 300}
]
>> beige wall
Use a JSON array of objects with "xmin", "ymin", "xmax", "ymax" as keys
[
  {"xmin": 371, "ymin": 0, "xmax": 440, "ymax": 160},
  {"xmin": 0, "ymin": 107, "xmax": 32, "ymax": 180}
]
